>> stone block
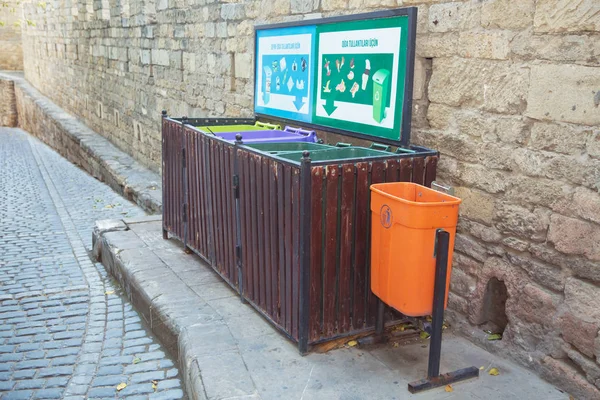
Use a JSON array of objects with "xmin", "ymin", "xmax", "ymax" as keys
[
  {"xmin": 291, "ymin": 0, "xmax": 319, "ymax": 13},
  {"xmin": 416, "ymin": 33, "xmax": 459, "ymax": 58},
  {"xmin": 234, "ymin": 53, "xmax": 252, "ymax": 79},
  {"xmin": 151, "ymin": 49, "xmax": 169, "ymax": 66},
  {"xmin": 457, "ymin": 163, "xmax": 511, "ymax": 194},
  {"xmin": 511, "ymin": 31, "xmax": 599, "ymax": 64},
  {"xmin": 540, "ymin": 356, "xmax": 600, "ymax": 399},
  {"xmin": 495, "ymin": 204, "xmax": 551, "ymax": 241},
  {"xmin": 458, "ymin": 31, "xmax": 512, "ymax": 60},
  {"xmin": 534, "ymin": 0, "xmax": 600, "ymax": 33},
  {"xmin": 449, "ymin": 268, "xmax": 476, "ymax": 298},
  {"xmin": 573, "ymin": 187, "xmax": 600, "ymax": 224},
  {"xmin": 529, "ymin": 121, "xmax": 590, "ymax": 155},
  {"xmin": 429, "ymin": 58, "xmax": 529, "ymax": 114},
  {"xmin": 454, "ymin": 186, "xmax": 495, "ymax": 225},
  {"xmin": 560, "ymin": 312, "xmax": 599, "ymax": 358},
  {"xmin": 589, "ymin": 130, "xmax": 600, "ymax": 158},
  {"xmin": 565, "ymin": 278, "xmax": 600, "ymax": 324},
  {"xmin": 428, "ymin": 2, "xmax": 480, "ymax": 33},
  {"xmin": 566, "ymin": 347, "xmax": 600, "ymax": 387},
  {"xmin": 220, "ymin": 3, "xmax": 244, "ymax": 20},
  {"xmin": 513, "ymin": 283, "xmax": 560, "ymax": 327},
  {"xmin": 506, "ymin": 253, "xmax": 566, "ymax": 292},
  {"xmin": 412, "ymin": 57, "xmax": 427, "ymax": 100},
  {"xmin": 481, "ymin": 0, "xmax": 535, "ymax": 29},
  {"xmin": 526, "ymin": 64, "xmax": 600, "ymax": 126},
  {"xmin": 548, "ymin": 214, "xmax": 600, "ymax": 261},
  {"xmin": 321, "ymin": 0, "xmax": 348, "ymax": 11}
]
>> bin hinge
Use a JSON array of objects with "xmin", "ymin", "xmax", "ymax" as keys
[
  {"xmin": 233, "ymin": 175, "xmax": 239, "ymax": 198},
  {"xmin": 181, "ymin": 148, "xmax": 186, "ymax": 169},
  {"xmin": 182, "ymin": 203, "xmax": 188, "ymax": 223}
]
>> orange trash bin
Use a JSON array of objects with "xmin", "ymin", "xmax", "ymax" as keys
[{"xmin": 370, "ymin": 182, "xmax": 461, "ymax": 317}]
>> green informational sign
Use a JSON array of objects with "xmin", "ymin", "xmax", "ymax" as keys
[{"xmin": 255, "ymin": 9, "xmax": 417, "ymax": 147}]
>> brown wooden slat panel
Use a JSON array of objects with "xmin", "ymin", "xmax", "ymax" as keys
[
  {"xmin": 197, "ymin": 134, "xmax": 208, "ymax": 256},
  {"xmin": 424, "ymin": 156, "xmax": 438, "ymax": 188},
  {"xmin": 240, "ymin": 152, "xmax": 251, "ymax": 297},
  {"xmin": 366, "ymin": 161, "xmax": 386, "ymax": 326},
  {"xmin": 262, "ymin": 158, "xmax": 273, "ymax": 317},
  {"xmin": 291, "ymin": 167, "xmax": 300, "ymax": 340},
  {"xmin": 276, "ymin": 162, "xmax": 285, "ymax": 323},
  {"xmin": 386, "ymin": 159, "xmax": 400, "ymax": 183},
  {"xmin": 284, "ymin": 164, "xmax": 293, "ymax": 334},
  {"xmin": 223, "ymin": 146, "xmax": 234, "ymax": 282},
  {"xmin": 338, "ymin": 163, "xmax": 354, "ymax": 334},
  {"xmin": 230, "ymin": 147, "xmax": 238, "ymax": 285},
  {"xmin": 412, "ymin": 157, "xmax": 425, "ymax": 185},
  {"xmin": 268, "ymin": 160, "xmax": 279, "ymax": 322},
  {"xmin": 323, "ymin": 165, "xmax": 340, "ymax": 337},
  {"xmin": 352, "ymin": 162, "xmax": 368, "ymax": 330},
  {"xmin": 399, "ymin": 158, "xmax": 412, "ymax": 182},
  {"xmin": 256, "ymin": 155, "xmax": 266, "ymax": 309},
  {"xmin": 249, "ymin": 154, "xmax": 259, "ymax": 302},
  {"xmin": 309, "ymin": 166, "xmax": 324, "ymax": 342}
]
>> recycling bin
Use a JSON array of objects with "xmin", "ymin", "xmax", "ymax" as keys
[
  {"xmin": 218, "ymin": 126, "xmax": 319, "ymax": 143},
  {"xmin": 275, "ymin": 146, "xmax": 391, "ymax": 163},
  {"xmin": 247, "ymin": 142, "xmax": 332, "ymax": 154},
  {"xmin": 372, "ymin": 69, "xmax": 390, "ymax": 123},
  {"xmin": 235, "ymin": 143, "xmax": 439, "ymax": 348},
  {"xmin": 369, "ymin": 182, "xmax": 461, "ymax": 316},
  {"xmin": 196, "ymin": 121, "xmax": 281, "ymax": 134}
]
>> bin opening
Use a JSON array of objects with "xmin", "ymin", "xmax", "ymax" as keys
[
  {"xmin": 277, "ymin": 147, "xmax": 390, "ymax": 163},
  {"xmin": 371, "ymin": 182, "xmax": 461, "ymax": 206},
  {"xmin": 477, "ymin": 278, "xmax": 508, "ymax": 336}
]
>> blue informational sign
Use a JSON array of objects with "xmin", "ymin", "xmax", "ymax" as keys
[{"xmin": 254, "ymin": 26, "xmax": 316, "ymax": 123}]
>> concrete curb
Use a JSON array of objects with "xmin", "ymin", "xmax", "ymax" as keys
[
  {"xmin": 95, "ymin": 218, "xmax": 210, "ymax": 400},
  {"xmin": 0, "ymin": 71, "xmax": 162, "ymax": 214}
]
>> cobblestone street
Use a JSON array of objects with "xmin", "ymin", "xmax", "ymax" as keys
[{"xmin": 0, "ymin": 128, "xmax": 184, "ymax": 400}]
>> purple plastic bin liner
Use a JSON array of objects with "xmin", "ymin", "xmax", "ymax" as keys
[{"xmin": 217, "ymin": 129, "xmax": 319, "ymax": 143}]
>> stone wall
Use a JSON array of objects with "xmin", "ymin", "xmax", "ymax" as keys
[
  {"xmin": 0, "ymin": 79, "xmax": 17, "ymax": 126},
  {"xmin": 16, "ymin": 0, "xmax": 600, "ymax": 397},
  {"xmin": 0, "ymin": 0, "xmax": 23, "ymax": 70}
]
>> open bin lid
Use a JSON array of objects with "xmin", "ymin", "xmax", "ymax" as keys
[
  {"xmin": 275, "ymin": 146, "xmax": 393, "ymax": 164},
  {"xmin": 253, "ymin": 8, "xmax": 418, "ymax": 148}
]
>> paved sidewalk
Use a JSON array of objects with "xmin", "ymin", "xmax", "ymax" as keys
[
  {"xmin": 0, "ymin": 128, "xmax": 184, "ymax": 399},
  {"xmin": 98, "ymin": 218, "xmax": 569, "ymax": 400}
]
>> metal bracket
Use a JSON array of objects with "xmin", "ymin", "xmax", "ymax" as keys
[{"xmin": 431, "ymin": 181, "xmax": 454, "ymax": 196}]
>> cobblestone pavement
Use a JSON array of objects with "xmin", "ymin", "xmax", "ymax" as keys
[{"xmin": 0, "ymin": 128, "xmax": 185, "ymax": 400}]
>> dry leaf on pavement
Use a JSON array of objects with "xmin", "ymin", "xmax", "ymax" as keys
[
  {"xmin": 116, "ymin": 383, "xmax": 127, "ymax": 391},
  {"xmin": 347, "ymin": 340, "xmax": 358, "ymax": 347},
  {"xmin": 445, "ymin": 384, "xmax": 453, "ymax": 392},
  {"xmin": 105, "ymin": 290, "xmax": 115, "ymax": 295},
  {"xmin": 489, "ymin": 367, "xmax": 500, "ymax": 376},
  {"xmin": 152, "ymin": 380, "xmax": 158, "ymax": 391}
]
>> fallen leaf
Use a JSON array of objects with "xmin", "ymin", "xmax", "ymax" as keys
[
  {"xmin": 347, "ymin": 340, "xmax": 358, "ymax": 347},
  {"xmin": 479, "ymin": 366, "xmax": 485, "ymax": 370},
  {"xmin": 489, "ymin": 367, "xmax": 499, "ymax": 376},
  {"xmin": 487, "ymin": 333, "xmax": 502, "ymax": 341},
  {"xmin": 445, "ymin": 384, "xmax": 453, "ymax": 392},
  {"xmin": 152, "ymin": 380, "xmax": 158, "ymax": 391},
  {"xmin": 105, "ymin": 291, "xmax": 115, "ymax": 295},
  {"xmin": 392, "ymin": 342, "xmax": 399, "ymax": 348},
  {"xmin": 105, "ymin": 204, "xmax": 114, "ymax": 209},
  {"xmin": 116, "ymin": 383, "xmax": 127, "ymax": 391},
  {"xmin": 419, "ymin": 331, "xmax": 430, "ymax": 340},
  {"xmin": 132, "ymin": 357, "xmax": 141, "ymax": 364},
  {"xmin": 426, "ymin": 316, "xmax": 432, "ymax": 322}
]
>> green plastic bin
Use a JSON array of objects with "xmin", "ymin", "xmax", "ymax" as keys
[
  {"xmin": 276, "ymin": 147, "xmax": 391, "ymax": 164},
  {"xmin": 247, "ymin": 142, "xmax": 332, "ymax": 154}
]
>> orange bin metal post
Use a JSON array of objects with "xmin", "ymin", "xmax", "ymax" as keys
[{"xmin": 369, "ymin": 182, "xmax": 479, "ymax": 393}]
